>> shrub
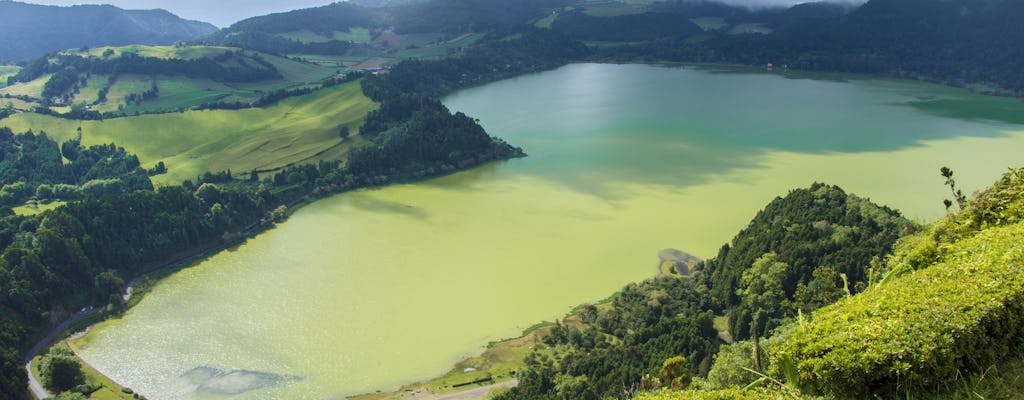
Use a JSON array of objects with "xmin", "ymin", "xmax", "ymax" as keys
[
  {"xmin": 775, "ymin": 222, "xmax": 1024, "ymax": 396},
  {"xmin": 634, "ymin": 388, "xmax": 783, "ymax": 400}
]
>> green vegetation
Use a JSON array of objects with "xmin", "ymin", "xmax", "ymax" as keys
[
  {"xmin": 3, "ymin": 46, "xmax": 337, "ymax": 116},
  {"xmin": 689, "ymin": 18, "xmax": 728, "ymax": 32},
  {"xmin": 0, "ymin": 128, "xmax": 152, "ymax": 207},
  {"xmin": 0, "ymin": 1, "xmax": 215, "ymax": 62},
  {"xmin": 39, "ymin": 345, "xmax": 84, "ymax": 393},
  {"xmin": 0, "ymin": 66, "xmax": 19, "ymax": 89},
  {"xmin": 633, "ymin": 169, "xmax": 1024, "ymax": 400},
  {"xmin": 493, "ymin": 184, "xmax": 913, "ymax": 400},
  {"xmin": 1, "ymin": 80, "xmax": 377, "ymax": 185},
  {"xmin": 779, "ymin": 222, "xmax": 1024, "ymax": 396}
]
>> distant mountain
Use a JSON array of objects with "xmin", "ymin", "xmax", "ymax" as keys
[{"xmin": 0, "ymin": 1, "xmax": 217, "ymax": 62}]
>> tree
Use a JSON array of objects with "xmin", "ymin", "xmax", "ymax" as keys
[
  {"xmin": 705, "ymin": 341, "xmax": 760, "ymax": 389},
  {"xmin": 660, "ymin": 355, "xmax": 691, "ymax": 389},
  {"xmin": 941, "ymin": 166, "xmax": 967, "ymax": 211},
  {"xmin": 40, "ymin": 346, "xmax": 84, "ymax": 392},
  {"xmin": 339, "ymin": 125, "xmax": 351, "ymax": 139}
]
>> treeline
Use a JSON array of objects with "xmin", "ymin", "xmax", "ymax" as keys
[
  {"xmin": 209, "ymin": 31, "xmax": 354, "ymax": 56},
  {"xmin": 0, "ymin": 128, "xmax": 152, "ymax": 207},
  {"xmin": 551, "ymin": 11, "xmax": 704, "ymax": 42},
  {"xmin": 391, "ymin": 0, "xmax": 565, "ymax": 34},
  {"xmin": 9, "ymin": 51, "xmax": 281, "ymax": 89},
  {"xmin": 496, "ymin": 184, "xmax": 915, "ymax": 399},
  {"xmin": 364, "ymin": 28, "xmax": 589, "ymax": 98},
  {"xmin": 197, "ymin": 73, "xmax": 364, "ymax": 111},
  {"xmin": 592, "ymin": 0, "xmax": 1024, "ymax": 94}
]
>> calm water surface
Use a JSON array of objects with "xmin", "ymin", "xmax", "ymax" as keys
[{"xmin": 75, "ymin": 64, "xmax": 1024, "ymax": 400}]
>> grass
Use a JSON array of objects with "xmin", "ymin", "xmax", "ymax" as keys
[
  {"xmin": 2, "ymin": 98, "xmax": 39, "ymax": 110},
  {"xmin": 0, "ymin": 73, "xmax": 50, "ymax": 98},
  {"xmin": 70, "ymin": 45, "xmax": 233, "ymax": 60},
  {"xmin": 583, "ymin": 5, "xmax": 646, "ymax": 17},
  {"xmin": 2, "ymin": 46, "xmax": 337, "ymax": 114},
  {"xmin": 333, "ymin": 28, "xmax": 373, "ymax": 44},
  {"xmin": 690, "ymin": 17, "xmax": 728, "ymax": 31},
  {"xmin": 728, "ymin": 24, "xmax": 773, "ymax": 35},
  {"xmin": 713, "ymin": 315, "xmax": 733, "ymax": 344},
  {"xmin": 0, "ymin": 65, "xmax": 20, "ymax": 88},
  {"xmin": 71, "ymin": 74, "xmax": 110, "ymax": 106},
  {"xmin": 278, "ymin": 28, "xmax": 374, "ymax": 44},
  {"xmin": 13, "ymin": 201, "xmax": 66, "ymax": 216},
  {"xmin": 29, "ymin": 342, "xmax": 136, "ymax": 400},
  {"xmin": 351, "ymin": 323, "xmax": 553, "ymax": 400},
  {"xmin": 0, "ymin": 80, "xmax": 378, "ymax": 185}
]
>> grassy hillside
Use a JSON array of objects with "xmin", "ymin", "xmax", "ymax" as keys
[
  {"xmin": 1, "ymin": 45, "xmax": 337, "ymax": 115},
  {"xmin": 0, "ymin": 80, "xmax": 377, "ymax": 185},
  {"xmin": 641, "ymin": 168, "xmax": 1024, "ymax": 399},
  {"xmin": 0, "ymin": 66, "xmax": 19, "ymax": 88}
]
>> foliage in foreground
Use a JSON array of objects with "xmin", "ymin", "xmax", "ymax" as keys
[
  {"xmin": 773, "ymin": 169, "xmax": 1024, "ymax": 397},
  {"xmin": 634, "ymin": 387, "xmax": 783, "ymax": 400}
]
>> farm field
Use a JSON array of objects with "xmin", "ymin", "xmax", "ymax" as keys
[
  {"xmin": 2, "ymin": 46, "xmax": 338, "ymax": 115},
  {"xmin": 0, "ymin": 80, "xmax": 377, "ymax": 185}
]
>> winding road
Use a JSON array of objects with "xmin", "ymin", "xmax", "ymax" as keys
[{"xmin": 24, "ymin": 306, "xmax": 98, "ymax": 399}]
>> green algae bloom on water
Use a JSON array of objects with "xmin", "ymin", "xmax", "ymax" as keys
[{"xmin": 74, "ymin": 64, "xmax": 1024, "ymax": 400}]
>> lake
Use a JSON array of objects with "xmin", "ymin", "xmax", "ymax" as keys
[{"xmin": 73, "ymin": 64, "xmax": 1024, "ymax": 400}]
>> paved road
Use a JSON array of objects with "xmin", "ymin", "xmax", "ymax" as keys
[
  {"xmin": 26, "ymin": 364, "xmax": 49, "ymax": 400},
  {"xmin": 24, "ymin": 306, "xmax": 98, "ymax": 399}
]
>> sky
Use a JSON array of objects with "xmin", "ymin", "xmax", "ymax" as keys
[{"xmin": 16, "ymin": 0, "xmax": 867, "ymax": 28}]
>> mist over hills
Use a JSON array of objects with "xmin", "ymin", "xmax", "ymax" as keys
[{"xmin": 0, "ymin": 1, "xmax": 216, "ymax": 62}]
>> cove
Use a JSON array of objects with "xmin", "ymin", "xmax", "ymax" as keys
[{"xmin": 73, "ymin": 64, "xmax": 1024, "ymax": 400}]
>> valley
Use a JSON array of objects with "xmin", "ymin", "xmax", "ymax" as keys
[
  {"xmin": 69, "ymin": 64, "xmax": 1024, "ymax": 400},
  {"xmin": 3, "ymin": 1, "xmax": 1024, "ymax": 399}
]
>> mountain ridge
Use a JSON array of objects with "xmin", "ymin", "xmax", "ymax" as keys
[{"xmin": 0, "ymin": 1, "xmax": 217, "ymax": 62}]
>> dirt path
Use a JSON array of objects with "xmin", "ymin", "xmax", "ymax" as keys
[{"xmin": 397, "ymin": 380, "xmax": 517, "ymax": 400}]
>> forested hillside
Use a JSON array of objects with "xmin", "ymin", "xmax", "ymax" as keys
[
  {"xmin": 0, "ymin": 2, "xmax": 216, "ymax": 62},
  {"xmin": 626, "ymin": 169, "xmax": 1024, "ymax": 399},
  {"xmin": 494, "ymin": 184, "xmax": 915, "ymax": 400}
]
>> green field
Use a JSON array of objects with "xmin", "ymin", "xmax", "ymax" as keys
[
  {"xmin": 0, "ymin": 73, "xmax": 49, "ymax": 98},
  {"xmin": 1, "ymin": 46, "xmax": 338, "ymax": 114},
  {"xmin": 279, "ymin": 28, "xmax": 374, "ymax": 44},
  {"xmin": 728, "ymin": 23, "xmax": 773, "ymax": 35},
  {"xmin": 0, "ymin": 65, "xmax": 19, "ymax": 88},
  {"xmin": 71, "ymin": 74, "xmax": 112, "ymax": 106},
  {"xmin": 2, "ymin": 98, "xmax": 38, "ymax": 110},
  {"xmin": 70, "ymin": 45, "xmax": 234, "ymax": 60},
  {"xmin": 334, "ymin": 27, "xmax": 373, "ymax": 44},
  {"xmin": 690, "ymin": 17, "xmax": 728, "ymax": 31},
  {"xmin": 13, "ymin": 201, "xmax": 66, "ymax": 216},
  {"xmin": 1, "ymin": 80, "xmax": 378, "ymax": 185}
]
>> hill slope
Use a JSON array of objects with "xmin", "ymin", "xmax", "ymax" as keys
[{"xmin": 0, "ymin": 1, "xmax": 217, "ymax": 62}]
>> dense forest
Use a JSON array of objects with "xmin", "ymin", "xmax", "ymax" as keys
[
  {"xmin": 593, "ymin": 0, "xmax": 1024, "ymax": 93},
  {"xmin": 495, "ymin": 184, "xmax": 916, "ymax": 399},
  {"xmin": 0, "ymin": 128, "xmax": 153, "ymax": 207}
]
